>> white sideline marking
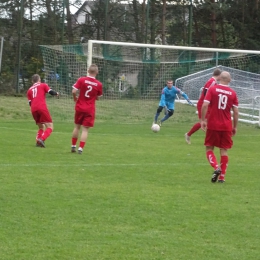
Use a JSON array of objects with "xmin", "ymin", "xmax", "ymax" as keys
[
  {"xmin": 0, "ymin": 162, "xmax": 207, "ymax": 167},
  {"xmin": 0, "ymin": 126, "xmax": 259, "ymax": 137},
  {"xmin": 0, "ymin": 126, "xmax": 175, "ymax": 137}
]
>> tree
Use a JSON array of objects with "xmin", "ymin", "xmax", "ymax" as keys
[{"xmin": 65, "ymin": 0, "xmax": 75, "ymax": 44}]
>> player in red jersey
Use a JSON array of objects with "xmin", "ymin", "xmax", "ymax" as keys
[
  {"xmin": 71, "ymin": 64, "xmax": 103, "ymax": 154},
  {"xmin": 201, "ymin": 71, "xmax": 239, "ymax": 183},
  {"xmin": 185, "ymin": 68, "xmax": 222, "ymax": 144},
  {"xmin": 27, "ymin": 74, "xmax": 59, "ymax": 147}
]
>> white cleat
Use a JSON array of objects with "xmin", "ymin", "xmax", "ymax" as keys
[{"xmin": 185, "ymin": 133, "xmax": 191, "ymax": 144}]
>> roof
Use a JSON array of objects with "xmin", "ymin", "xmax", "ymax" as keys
[{"xmin": 74, "ymin": 1, "xmax": 95, "ymax": 15}]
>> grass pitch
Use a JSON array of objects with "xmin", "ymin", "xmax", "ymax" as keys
[{"xmin": 0, "ymin": 96, "xmax": 260, "ymax": 260}]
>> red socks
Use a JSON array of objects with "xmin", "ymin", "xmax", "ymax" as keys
[
  {"xmin": 36, "ymin": 129, "xmax": 44, "ymax": 140},
  {"xmin": 187, "ymin": 122, "xmax": 201, "ymax": 136},
  {"xmin": 206, "ymin": 151, "xmax": 219, "ymax": 170},
  {"xmin": 219, "ymin": 155, "xmax": 228, "ymax": 180},
  {"xmin": 71, "ymin": 139, "xmax": 85, "ymax": 151},
  {"xmin": 79, "ymin": 141, "xmax": 86, "ymax": 150},
  {"xmin": 72, "ymin": 138, "xmax": 78, "ymax": 146},
  {"xmin": 41, "ymin": 128, "xmax": 53, "ymax": 141},
  {"xmin": 206, "ymin": 152, "xmax": 228, "ymax": 181}
]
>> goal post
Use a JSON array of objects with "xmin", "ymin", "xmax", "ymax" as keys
[
  {"xmin": 175, "ymin": 65, "xmax": 260, "ymax": 126},
  {"xmin": 40, "ymin": 41, "xmax": 260, "ymax": 125},
  {"xmin": 175, "ymin": 65, "xmax": 260, "ymax": 125}
]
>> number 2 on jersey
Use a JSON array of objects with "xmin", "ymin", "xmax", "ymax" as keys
[
  {"xmin": 85, "ymin": 85, "xmax": 93, "ymax": 98},
  {"xmin": 218, "ymin": 94, "xmax": 227, "ymax": 109}
]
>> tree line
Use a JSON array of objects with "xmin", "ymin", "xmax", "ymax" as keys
[{"xmin": 0, "ymin": 0, "xmax": 260, "ymax": 93}]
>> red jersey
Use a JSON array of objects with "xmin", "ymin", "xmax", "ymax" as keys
[
  {"xmin": 27, "ymin": 82, "xmax": 51, "ymax": 112},
  {"xmin": 204, "ymin": 84, "xmax": 239, "ymax": 131},
  {"xmin": 73, "ymin": 76, "xmax": 103, "ymax": 112},
  {"xmin": 197, "ymin": 77, "xmax": 217, "ymax": 110}
]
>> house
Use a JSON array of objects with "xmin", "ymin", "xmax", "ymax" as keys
[{"xmin": 71, "ymin": 1, "xmax": 95, "ymax": 27}]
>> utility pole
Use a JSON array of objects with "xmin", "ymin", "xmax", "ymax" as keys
[
  {"xmin": 16, "ymin": 0, "xmax": 25, "ymax": 93},
  {"xmin": 188, "ymin": 0, "xmax": 193, "ymax": 74},
  {"xmin": 61, "ymin": 0, "xmax": 65, "ymax": 45},
  {"xmin": 211, "ymin": 0, "xmax": 217, "ymax": 47},
  {"xmin": 0, "ymin": 36, "xmax": 4, "ymax": 73},
  {"xmin": 145, "ymin": 0, "xmax": 150, "ymax": 44},
  {"xmin": 188, "ymin": 0, "xmax": 193, "ymax": 46},
  {"xmin": 104, "ymin": 0, "xmax": 109, "ymax": 40}
]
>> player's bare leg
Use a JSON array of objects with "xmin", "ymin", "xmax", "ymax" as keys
[
  {"xmin": 71, "ymin": 124, "xmax": 81, "ymax": 152},
  {"xmin": 77, "ymin": 126, "xmax": 89, "ymax": 154}
]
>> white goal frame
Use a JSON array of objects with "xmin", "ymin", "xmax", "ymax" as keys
[
  {"xmin": 87, "ymin": 40, "xmax": 260, "ymax": 126},
  {"xmin": 87, "ymin": 40, "xmax": 260, "ymax": 68},
  {"xmin": 39, "ymin": 41, "xmax": 260, "ymax": 123},
  {"xmin": 175, "ymin": 65, "xmax": 260, "ymax": 126}
]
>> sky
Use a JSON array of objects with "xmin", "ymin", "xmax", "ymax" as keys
[{"xmin": 70, "ymin": 5, "xmax": 79, "ymax": 15}]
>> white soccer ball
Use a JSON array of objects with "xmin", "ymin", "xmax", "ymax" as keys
[{"xmin": 151, "ymin": 124, "xmax": 160, "ymax": 133}]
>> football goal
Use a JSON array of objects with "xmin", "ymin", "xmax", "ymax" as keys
[
  {"xmin": 40, "ymin": 40, "xmax": 260, "ymax": 125},
  {"xmin": 175, "ymin": 65, "xmax": 260, "ymax": 125}
]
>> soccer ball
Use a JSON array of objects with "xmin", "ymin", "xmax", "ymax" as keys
[{"xmin": 151, "ymin": 124, "xmax": 160, "ymax": 133}]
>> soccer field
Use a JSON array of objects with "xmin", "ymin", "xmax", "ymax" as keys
[{"xmin": 0, "ymin": 97, "xmax": 260, "ymax": 259}]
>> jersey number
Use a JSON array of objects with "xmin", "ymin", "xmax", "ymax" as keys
[
  {"xmin": 218, "ymin": 94, "xmax": 227, "ymax": 110},
  {"xmin": 85, "ymin": 85, "xmax": 93, "ymax": 98},
  {"xmin": 32, "ymin": 87, "xmax": 37, "ymax": 98}
]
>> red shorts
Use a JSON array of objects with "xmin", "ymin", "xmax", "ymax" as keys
[
  {"xmin": 204, "ymin": 129, "xmax": 233, "ymax": 149},
  {"xmin": 74, "ymin": 111, "xmax": 95, "ymax": 127},
  {"xmin": 32, "ymin": 109, "xmax": 52, "ymax": 124}
]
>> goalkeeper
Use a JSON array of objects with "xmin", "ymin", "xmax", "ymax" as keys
[{"xmin": 153, "ymin": 80, "xmax": 194, "ymax": 126}]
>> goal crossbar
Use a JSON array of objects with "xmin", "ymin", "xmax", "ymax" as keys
[
  {"xmin": 87, "ymin": 40, "xmax": 260, "ymax": 68},
  {"xmin": 40, "ymin": 40, "xmax": 260, "ymax": 124}
]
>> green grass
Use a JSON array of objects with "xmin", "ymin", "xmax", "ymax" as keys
[{"xmin": 0, "ymin": 97, "xmax": 260, "ymax": 259}]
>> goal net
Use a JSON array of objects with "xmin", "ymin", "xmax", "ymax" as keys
[
  {"xmin": 40, "ymin": 41, "xmax": 260, "ymax": 125},
  {"xmin": 176, "ymin": 65, "xmax": 260, "ymax": 125}
]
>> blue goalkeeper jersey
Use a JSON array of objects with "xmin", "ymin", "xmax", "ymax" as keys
[{"xmin": 159, "ymin": 86, "xmax": 189, "ymax": 110}]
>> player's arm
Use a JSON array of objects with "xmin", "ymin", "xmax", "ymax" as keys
[
  {"xmin": 48, "ymin": 89, "xmax": 59, "ymax": 96},
  {"xmin": 72, "ymin": 87, "xmax": 78, "ymax": 102},
  {"xmin": 180, "ymin": 90, "xmax": 194, "ymax": 106},
  {"xmin": 203, "ymin": 88, "xmax": 208, "ymax": 97},
  {"xmin": 96, "ymin": 94, "xmax": 103, "ymax": 100},
  {"xmin": 27, "ymin": 92, "xmax": 31, "ymax": 106},
  {"xmin": 96, "ymin": 84, "xmax": 103, "ymax": 100},
  {"xmin": 201, "ymin": 101, "xmax": 209, "ymax": 131},
  {"xmin": 232, "ymin": 106, "xmax": 239, "ymax": 136},
  {"xmin": 44, "ymin": 83, "xmax": 59, "ymax": 97}
]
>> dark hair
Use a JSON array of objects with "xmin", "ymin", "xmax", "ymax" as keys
[{"xmin": 32, "ymin": 74, "xmax": 41, "ymax": 83}]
